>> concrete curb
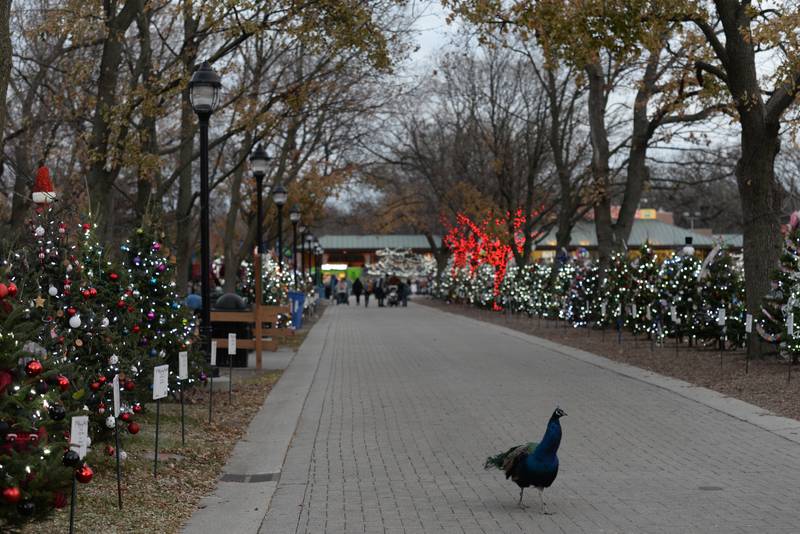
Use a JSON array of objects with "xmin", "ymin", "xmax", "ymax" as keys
[
  {"xmin": 181, "ymin": 313, "xmax": 333, "ymax": 534},
  {"xmin": 433, "ymin": 304, "xmax": 800, "ymax": 445}
]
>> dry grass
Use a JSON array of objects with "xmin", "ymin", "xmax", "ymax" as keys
[{"xmin": 421, "ymin": 299, "xmax": 800, "ymax": 422}]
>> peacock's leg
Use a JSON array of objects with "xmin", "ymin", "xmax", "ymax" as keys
[
  {"xmin": 538, "ymin": 487, "xmax": 552, "ymax": 515},
  {"xmin": 518, "ymin": 488, "xmax": 525, "ymax": 508}
]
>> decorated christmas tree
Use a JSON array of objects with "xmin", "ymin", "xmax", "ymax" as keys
[
  {"xmin": 658, "ymin": 245, "xmax": 702, "ymax": 339},
  {"xmin": 20, "ymin": 212, "xmax": 146, "ymax": 453},
  {"xmin": 627, "ymin": 242, "xmax": 661, "ymax": 336},
  {"xmin": 597, "ymin": 250, "xmax": 631, "ymax": 327},
  {"xmin": 697, "ymin": 246, "xmax": 746, "ymax": 346},
  {"xmin": 530, "ymin": 263, "xmax": 553, "ymax": 317},
  {"xmin": 567, "ymin": 262, "xmax": 601, "ymax": 327},
  {"xmin": 546, "ymin": 261, "xmax": 575, "ymax": 320},
  {"xmin": 122, "ymin": 225, "xmax": 202, "ymax": 391},
  {"xmin": 0, "ymin": 303, "xmax": 79, "ymax": 526},
  {"xmin": 262, "ymin": 255, "xmax": 293, "ymax": 305},
  {"xmin": 759, "ymin": 213, "xmax": 800, "ymax": 360}
]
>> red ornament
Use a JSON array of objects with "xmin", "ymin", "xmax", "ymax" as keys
[
  {"xmin": 0, "ymin": 284, "xmax": 8, "ymax": 299},
  {"xmin": 25, "ymin": 360, "xmax": 43, "ymax": 377},
  {"xmin": 117, "ymin": 300, "xmax": 126, "ymax": 309},
  {"xmin": 98, "ymin": 375, "xmax": 107, "ymax": 384},
  {"xmin": 120, "ymin": 412, "xmax": 131, "ymax": 422},
  {"xmin": 105, "ymin": 445, "xmax": 115, "ymax": 456},
  {"xmin": 81, "ymin": 223, "xmax": 91, "ymax": 231},
  {"xmin": 32, "ymin": 163, "xmax": 56, "ymax": 204},
  {"xmin": 2, "ymin": 487, "xmax": 21, "ymax": 504},
  {"xmin": 109, "ymin": 273, "xmax": 119, "ymax": 281},
  {"xmin": 0, "ymin": 370, "xmax": 13, "ymax": 394},
  {"xmin": 89, "ymin": 382, "xmax": 100, "ymax": 392},
  {"xmin": 66, "ymin": 307, "xmax": 77, "ymax": 317},
  {"xmin": 127, "ymin": 305, "xmax": 135, "ymax": 313},
  {"xmin": 124, "ymin": 380, "xmax": 135, "ymax": 391},
  {"xmin": 127, "ymin": 422, "xmax": 140, "ymax": 435},
  {"xmin": 132, "ymin": 325, "xmax": 140, "ymax": 333},
  {"xmin": 7, "ymin": 283, "xmax": 17, "ymax": 297},
  {"xmin": 82, "ymin": 289, "xmax": 91, "ymax": 299},
  {"xmin": 53, "ymin": 491, "xmax": 67, "ymax": 509},
  {"xmin": 75, "ymin": 464, "xmax": 93, "ymax": 484},
  {"xmin": 89, "ymin": 287, "xmax": 97, "ymax": 297},
  {"xmin": 57, "ymin": 375, "xmax": 70, "ymax": 391},
  {"xmin": 132, "ymin": 404, "xmax": 142, "ymax": 414}
]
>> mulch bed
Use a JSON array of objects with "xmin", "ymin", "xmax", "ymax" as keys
[{"xmin": 420, "ymin": 298, "xmax": 800, "ymax": 421}]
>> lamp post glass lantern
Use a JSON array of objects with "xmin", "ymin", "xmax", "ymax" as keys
[
  {"xmin": 249, "ymin": 144, "xmax": 270, "ymax": 254},
  {"xmin": 272, "ymin": 185, "xmax": 288, "ymax": 266},
  {"xmin": 289, "ymin": 204, "xmax": 301, "ymax": 288},
  {"xmin": 189, "ymin": 60, "xmax": 221, "ymax": 370}
]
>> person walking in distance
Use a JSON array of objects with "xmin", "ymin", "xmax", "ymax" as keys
[
  {"xmin": 352, "ymin": 277, "xmax": 364, "ymax": 305},
  {"xmin": 336, "ymin": 276, "xmax": 348, "ymax": 305},
  {"xmin": 364, "ymin": 278, "xmax": 373, "ymax": 308},
  {"xmin": 375, "ymin": 275, "xmax": 386, "ymax": 307}
]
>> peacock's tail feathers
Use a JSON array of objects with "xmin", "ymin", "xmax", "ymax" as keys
[
  {"xmin": 484, "ymin": 444, "xmax": 533, "ymax": 471},
  {"xmin": 484, "ymin": 450, "xmax": 511, "ymax": 470}
]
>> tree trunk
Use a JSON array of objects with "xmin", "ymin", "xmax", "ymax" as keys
[
  {"xmin": 85, "ymin": 0, "xmax": 141, "ymax": 238},
  {"xmin": 0, "ymin": 0, "xmax": 11, "ymax": 169},
  {"xmin": 175, "ymin": 88, "xmax": 195, "ymax": 294},
  {"xmin": 738, "ymin": 122, "xmax": 782, "ymax": 356},
  {"xmin": 615, "ymin": 49, "xmax": 660, "ymax": 247},
  {"xmin": 135, "ymin": 5, "xmax": 161, "ymax": 221},
  {"xmin": 424, "ymin": 232, "xmax": 448, "ymax": 286},
  {"xmin": 222, "ymin": 139, "xmax": 250, "ymax": 293},
  {"xmin": 174, "ymin": 2, "xmax": 198, "ymax": 294},
  {"xmin": 585, "ymin": 60, "xmax": 613, "ymax": 273}
]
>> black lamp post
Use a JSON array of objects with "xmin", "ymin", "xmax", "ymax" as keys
[
  {"xmin": 289, "ymin": 204, "xmax": 301, "ymax": 288},
  {"xmin": 315, "ymin": 244, "xmax": 324, "ymax": 286},
  {"xmin": 249, "ymin": 144, "xmax": 270, "ymax": 254},
  {"xmin": 271, "ymin": 185, "xmax": 288, "ymax": 266},
  {"xmin": 189, "ymin": 60, "xmax": 222, "ymax": 368},
  {"xmin": 305, "ymin": 232, "xmax": 314, "ymax": 283},
  {"xmin": 298, "ymin": 224, "xmax": 307, "ymax": 282}
]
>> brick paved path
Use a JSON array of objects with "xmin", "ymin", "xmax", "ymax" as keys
[{"xmin": 260, "ymin": 302, "xmax": 800, "ymax": 533}]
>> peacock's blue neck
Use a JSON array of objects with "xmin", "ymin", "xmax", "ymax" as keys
[{"xmin": 533, "ymin": 419, "xmax": 562, "ymax": 458}]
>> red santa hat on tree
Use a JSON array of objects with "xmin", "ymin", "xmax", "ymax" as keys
[{"xmin": 32, "ymin": 160, "xmax": 56, "ymax": 204}]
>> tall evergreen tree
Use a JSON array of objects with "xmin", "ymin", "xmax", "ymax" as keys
[
  {"xmin": 698, "ymin": 247, "xmax": 746, "ymax": 346},
  {"xmin": 627, "ymin": 242, "xmax": 660, "ymax": 335}
]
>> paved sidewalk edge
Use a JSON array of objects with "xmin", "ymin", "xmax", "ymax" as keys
[
  {"xmin": 181, "ymin": 311, "xmax": 333, "ymax": 534},
  {"xmin": 430, "ymin": 303, "xmax": 800, "ymax": 445}
]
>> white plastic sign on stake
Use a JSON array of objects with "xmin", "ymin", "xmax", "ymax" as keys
[
  {"xmin": 646, "ymin": 306, "xmax": 652, "ymax": 321},
  {"xmin": 746, "ymin": 314, "xmax": 753, "ymax": 333},
  {"xmin": 789, "ymin": 313, "xmax": 795, "ymax": 337},
  {"xmin": 717, "ymin": 309, "xmax": 726, "ymax": 326},
  {"xmin": 153, "ymin": 364, "xmax": 169, "ymax": 400},
  {"xmin": 112, "ymin": 374, "xmax": 121, "ymax": 418},
  {"xmin": 70, "ymin": 415, "xmax": 89, "ymax": 459},
  {"xmin": 671, "ymin": 306, "xmax": 680, "ymax": 324},
  {"xmin": 178, "ymin": 351, "xmax": 188, "ymax": 380},
  {"xmin": 210, "ymin": 341, "xmax": 217, "ymax": 366},
  {"xmin": 631, "ymin": 304, "xmax": 637, "ymax": 317},
  {"xmin": 601, "ymin": 302, "xmax": 607, "ymax": 317},
  {"xmin": 228, "ymin": 333, "xmax": 236, "ymax": 355}
]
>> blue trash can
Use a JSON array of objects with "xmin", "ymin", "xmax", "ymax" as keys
[{"xmin": 288, "ymin": 291, "xmax": 305, "ymax": 329}]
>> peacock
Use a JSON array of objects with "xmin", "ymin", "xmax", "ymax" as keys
[{"xmin": 484, "ymin": 407, "xmax": 566, "ymax": 513}]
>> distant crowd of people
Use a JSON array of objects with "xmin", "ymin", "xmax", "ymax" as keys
[{"xmin": 325, "ymin": 274, "xmax": 416, "ymax": 307}]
